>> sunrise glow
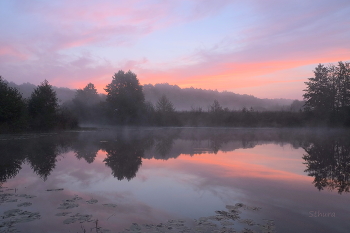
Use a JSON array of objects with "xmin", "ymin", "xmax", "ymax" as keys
[{"xmin": 1, "ymin": 0, "xmax": 349, "ymax": 99}]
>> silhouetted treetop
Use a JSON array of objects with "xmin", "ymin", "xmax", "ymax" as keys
[
  {"xmin": 28, "ymin": 80, "xmax": 59, "ymax": 130},
  {"xmin": 156, "ymin": 95, "xmax": 175, "ymax": 113},
  {"xmin": 74, "ymin": 83, "xmax": 99, "ymax": 105},
  {"xmin": 104, "ymin": 70, "xmax": 145, "ymax": 124},
  {"xmin": 210, "ymin": 100, "xmax": 223, "ymax": 113},
  {"xmin": 303, "ymin": 61, "xmax": 350, "ymax": 125},
  {"xmin": 0, "ymin": 76, "xmax": 26, "ymax": 130}
]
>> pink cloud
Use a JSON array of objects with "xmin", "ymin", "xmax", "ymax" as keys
[
  {"xmin": 10, "ymin": 0, "xmax": 181, "ymax": 53},
  {"xmin": 137, "ymin": 48, "xmax": 350, "ymax": 89},
  {"xmin": 0, "ymin": 45, "xmax": 28, "ymax": 61},
  {"xmin": 131, "ymin": 0, "xmax": 350, "ymax": 99},
  {"xmin": 6, "ymin": 0, "xmax": 234, "ymax": 56},
  {"xmin": 2, "ymin": 0, "xmax": 349, "ymax": 99}
]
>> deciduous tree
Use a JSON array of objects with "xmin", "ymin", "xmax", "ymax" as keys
[{"xmin": 104, "ymin": 70, "xmax": 145, "ymax": 124}]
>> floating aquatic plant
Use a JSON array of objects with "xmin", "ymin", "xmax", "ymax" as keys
[
  {"xmin": 62, "ymin": 213, "xmax": 93, "ymax": 224},
  {"xmin": 86, "ymin": 198, "xmax": 98, "ymax": 204},
  {"xmin": 57, "ymin": 202, "xmax": 79, "ymax": 210},
  {"xmin": 0, "ymin": 209, "xmax": 40, "ymax": 232},
  {"xmin": 46, "ymin": 188, "xmax": 64, "ymax": 192},
  {"xmin": 16, "ymin": 202, "xmax": 32, "ymax": 207},
  {"xmin": 118, "ymin": 203, "xmax": 275, "ymax": 233},
  {"xmin": 102, "ymin": 204, "xmax": 117, "ymax": 208},
  {"xmin": 55, "ymin": 212, "xmax": 71, "ymax": 217}
]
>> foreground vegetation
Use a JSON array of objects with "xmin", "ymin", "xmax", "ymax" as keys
[{"xmin": 1, "ymin": 62, "xmax": 349, "ymax": 132}]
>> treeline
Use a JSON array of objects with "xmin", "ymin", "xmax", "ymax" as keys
[
  {"xmin": 7, "ymin": 81, "xmax": 295, "ymax": 112},
  {"xmin": 60, "ymin": 65, "xmax": 347, "ymax": 127},
  {"xmin": 60, "ymin": 71, "xmax": 308, "ymax": 127},
  {"xmin": 1, "ymin": 61, "xmax": 349, "ymax": 132},
  {"xmin": 143, "ymin": 83, "xmax": 294, "ymax": 111},
  {"xmin": 0, "ymin": 77, "xmax": 77, "ymax": 132}
]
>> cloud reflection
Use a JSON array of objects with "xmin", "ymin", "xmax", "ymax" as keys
[{"xmin": 2, "ymin": 128, "xmax": 350, "ymax": 233}]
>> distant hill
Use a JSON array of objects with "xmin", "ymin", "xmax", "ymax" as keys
[
  {"xmin": 6, "ymin": 81, "xmax": 296, "ymax": 111},
  {"xmin": 143, "ymin": 83, "xmax": 294, "ymax": 111}
]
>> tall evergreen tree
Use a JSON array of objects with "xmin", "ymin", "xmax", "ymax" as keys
[
  {"xmin": 337, "ymin": 61, "xmax": 350, "ymax": 109},
  {"xmin": 156, "ymin": 95, "xmax": 175, "ymax": 113},
  {"xmin": 303, "ymin": 62, "xmax": 350, "ymax": 125},
  {"xmin": 303, "ymin": 64, "xmax": 334, "ymax": 114},
  {"xmin": 28, "ymin": 80, "xmax": 58, "ymax": 130},
  {"xmin": 0, "ymin": 76, "xmax": 26, "ymax": 131},
  {"xmin": 155, "ymin": 95, "xmax": 178, "ymax": 126}
]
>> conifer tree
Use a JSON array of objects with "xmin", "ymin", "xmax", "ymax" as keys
[
  {"xmin": 0, "ymin": 76, "xmax": 26, "ymax": 131},
  {"xmin": 28, "ymin": 80, "xmax": 58, "ymax": 130}
]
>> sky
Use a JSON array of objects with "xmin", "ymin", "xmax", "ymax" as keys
[{"xmin": 1, "ymin": 0, "xmax": 349, "ymax": 99}]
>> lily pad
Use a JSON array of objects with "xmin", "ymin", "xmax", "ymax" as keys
[
  {"xmin": 17, "ymin": 202, "xmax": 32, "ymax": 207},
  {"xmin": 72, "ymin": 195, "xmax": 83, "ymax": 201},
  {"xmin": 63, "ymin": 217, "xmax": 77, "ymax": 224},
  {"xmin": 17, "ymin": 194, "xmax": 36, "ymax": 199},
  {"xmin": 117, "ymin": 203, "xmax": 266, "ymax": 233},
  {"xmin": 55, "ymin": 212, "xmax": 71, "ymax": 217},
  {"xmin": 46, "ymin": 188, "xmax": 64, "ymax": 192},
  {"xmin": 1, "ymin": 209, "xmax": 41, "ymax": 225},
  {"xmin": 102, "ymin": 204, "xmax": 117, "ymax": 208},
  {"xmin": 58, "ymin": 202, "xmax": 79, "ymax": 209},
  {"xmin": 62, "ymin": 213, "xmax": 92, "ymax": 224},
  {"xmin": 72, "ymin": 213, "xmax": 93, "ymax": 223},
  {"xmin": 0, "ymin": 194, "xmax": 17, "ymax": 204},
  {"xmin": 86, "ymin": 198, "xmax": 98, "ymax": 204},
  {"xmin": 239, "ymin": 219, "xmax": 256, "ymax": 226},
  {"xmin": 7, "ymin": 199, "xmax": 18, "ymax": 203}
]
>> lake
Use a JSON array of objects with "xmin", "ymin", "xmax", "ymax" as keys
[{"xmin": 0, "ymin": 127, "xmax": 349, "ymax": 233}]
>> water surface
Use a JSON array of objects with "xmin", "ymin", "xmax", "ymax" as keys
[{"xmin": 0, "ymin": 128, "xmax": 349, "ymax": 232}]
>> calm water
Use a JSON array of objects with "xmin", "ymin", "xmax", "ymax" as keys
[{"xmin": 0, "ymin": 128, "xmax": 349, "ymax": 233}]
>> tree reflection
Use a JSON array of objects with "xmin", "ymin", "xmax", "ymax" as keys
[
  {"xmin": 26, "ymin": 143, "xmax": 58, "ymax": 181},
  {"xmin": 0, "ymin": 141, "xmax": 26, "ymax": 184},
  {"xmin": 74, "ymin": 146, "xmax": 99, "ymax": 164},
  {"xmin": 209, "ymin": 136, "xmax": 224, "ymax": 154},
  {"xmin": 208, "ymin": 131, "xmax": 235, "ymax": 154},
  {"xmin": 2, "ymin": 128, "xmax": 350, "ymax": 186},
  {"xmin": 154, "ymin": 129, "xmax": 180, "ymax": 158},
  {"xmin": 101, "ymin": 136, "xmax": 152, "ymax": 181},
  {"xmin": 72, "ymin": 134, "xmax": 100, "ymax": 164},
  {"xmin": 26, "ymin": 135, "xmax": 73, "ymax": 181},
  {"xmin": 0, "ymin": 134, "xmax": 74, "ymax": 183},
  {"xmin": 303, "ymin": 136, "xmax": 350, "ymax": 194}
]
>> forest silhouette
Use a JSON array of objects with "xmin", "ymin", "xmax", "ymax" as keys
[{"xmin": 0, "ymin": 61, "xmax": 350, "ymax": 132}]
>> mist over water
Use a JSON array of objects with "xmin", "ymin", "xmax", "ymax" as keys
[
  {"xmin": 0, "ymin": 128, "xmax": 349, "ymax": 232},
  {"xmin": 1, "ymin": 1, "xmax": 349, "ymax": 231},
  {"xmin": 6, "ymin": 81, "xmax": 295, "ymax": 111}
]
